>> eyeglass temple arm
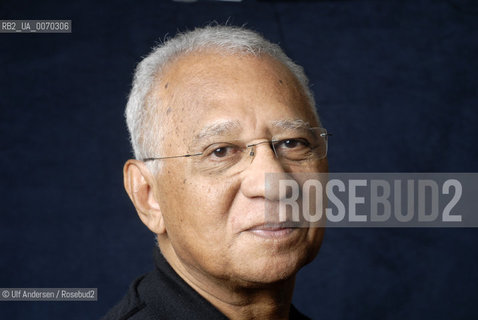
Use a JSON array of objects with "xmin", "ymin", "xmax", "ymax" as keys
[{"xmin": 142, "ymin": 152, "xmax": 203, "ymax": 162}]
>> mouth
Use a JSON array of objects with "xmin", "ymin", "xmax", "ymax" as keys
[{"xmin": 245, "ymin": 223, "xmax": 301, "ymax": 239}]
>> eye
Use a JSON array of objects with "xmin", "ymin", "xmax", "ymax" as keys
[
  {"xmin": 204, "ymin": 143, "xmax": 242, "ymax": 160},
  {"xmin": 278, "ymin": 138, "xmax": 309, "ymax": 149},
  {"xmin": 212, "ymin": 147, "xmax": 229, "ymax": 158},
  {"xmin": 283, "ymin": 139, "xmax": 298, "ymax": 148}
]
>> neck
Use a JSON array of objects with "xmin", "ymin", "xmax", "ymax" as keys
[{"xmin": 160, "ymin": 242, "xmax": 296, "ymax": 320}]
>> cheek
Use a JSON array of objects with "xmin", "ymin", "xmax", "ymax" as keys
[
  {"xmin": 161, "ymin": 172, "xmax": 241, "ymax": 235},
  {"xmin": 161, "ymin": 176, "xmax": 243, "ymax": 269},
  {"xmin": 304, "ymin": 227, "xmax": 325, "ymax": 262},
  {"xmin": 188, "ymin": 177, "xmax": 241, "ymax": 221}
]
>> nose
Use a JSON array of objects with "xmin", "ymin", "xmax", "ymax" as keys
[
  {"xmin": 247, "ymin": 140, "xmax": 275, "ymax": 157},
  {"xmin": 240, "ymin": 141, "xmax": 289, "ymax": 200}
]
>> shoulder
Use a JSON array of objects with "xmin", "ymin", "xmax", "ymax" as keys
[
  {"xmin": 290, "ymin": 304, "xmax": 312, "ymax": 320},
  {"xmin": 100, "ymin": 274, "xmax": 149, "ymax": 320}
]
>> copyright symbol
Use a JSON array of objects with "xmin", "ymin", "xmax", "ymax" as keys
[{"xmin": 2, "ymin": 290, "xmax": 9, "ymax": 298}]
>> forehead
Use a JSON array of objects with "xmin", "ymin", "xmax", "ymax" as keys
[
  {"xmin": 160, "ymin": 51, "xmax": 303, "ymax": 95},
  {"xmin": 152, "ymin": 50, "xmax": 317, "ymax": 145}
]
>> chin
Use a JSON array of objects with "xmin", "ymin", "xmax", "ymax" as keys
[{"xmin": 233, "ymin": 249, "xmax": 315, "ymax": 286}]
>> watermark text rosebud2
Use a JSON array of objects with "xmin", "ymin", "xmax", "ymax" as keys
[
  {"xmin": 264, "ymin": 173, "xmax": 478, "ymax": 227},
  {"xmin": 0, "ymin": 288, "xmax": 97, "ymax": 301}
]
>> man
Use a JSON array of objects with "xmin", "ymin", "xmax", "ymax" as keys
[{"xmin": 102, "ymin": 25, "xmax": 329, "ymax": 320}]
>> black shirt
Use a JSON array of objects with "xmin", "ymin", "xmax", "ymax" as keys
[{"xmin": 101, "ymin": 248, "xmax": 310, "ymax": 320}]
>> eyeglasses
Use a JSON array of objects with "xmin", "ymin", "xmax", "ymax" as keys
[{"xmin": 142, "ymin": 127, "xmax": 330, "ymax": 175}]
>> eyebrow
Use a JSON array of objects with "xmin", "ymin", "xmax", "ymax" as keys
[
  {"xmin": 271, "ymin": 119, "xmax": 311, "ymax": 130},
  {"xmin": 193, "ymin": 120, "xmax": 242, "ymax": 143},
  {"xmin": 192, "ymin": 118, "xmax": 311, "ymax": 145}
]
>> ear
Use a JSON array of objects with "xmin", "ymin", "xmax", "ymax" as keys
[{"xmin": 123, "ymin": 159, "xmax": 166, "ymax": 235}]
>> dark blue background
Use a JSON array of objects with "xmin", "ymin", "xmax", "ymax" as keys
[{"xmin": 1, "ymin": 0, "xmax": 477, "ymax": 319}]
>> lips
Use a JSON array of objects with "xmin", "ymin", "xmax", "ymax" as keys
[{"xmin": 245, "ymin": 222, "xmax": 301, "ymax": 239}]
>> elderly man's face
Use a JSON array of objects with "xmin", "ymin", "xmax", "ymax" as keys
[{"xmin": 151, "ymin": 51, "xmax": 327, "ymax": 286}]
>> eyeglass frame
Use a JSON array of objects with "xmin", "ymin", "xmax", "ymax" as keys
[{"xmin": 141, "ymin": 128, "xmax": 331, "ymax": 162}]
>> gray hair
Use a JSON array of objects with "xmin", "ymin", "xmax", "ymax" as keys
[{"xmin": 125, "ymin": 25, "xmax": 318, "ymax": 161}]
